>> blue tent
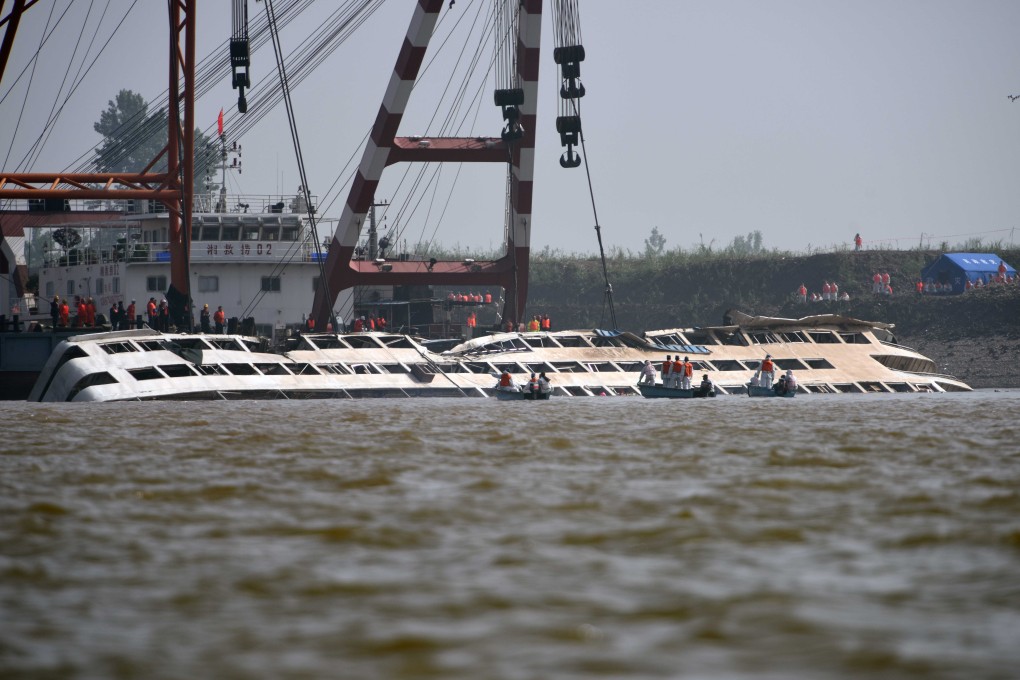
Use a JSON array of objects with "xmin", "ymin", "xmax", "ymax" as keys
[{"xmin": 920, "ymin": 253, "xmax": 1016, "ymax": 294}]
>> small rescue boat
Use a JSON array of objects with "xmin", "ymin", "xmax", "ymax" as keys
[
  {"xmin": 746, "ymin": 384, "xmax": 796, "ymax": 398},
  {"xmin": 638, "ymin": 383, "xmax": 716, "ymax": 399}
]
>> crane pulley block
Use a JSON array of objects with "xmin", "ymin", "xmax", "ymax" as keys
[
  {"xmin": 553, "ymin": 45, "xmax": 585, "ymax": 65},
  {"xmin": 493, "ymin": 88, "xmax": 524, "ymax": 107}
]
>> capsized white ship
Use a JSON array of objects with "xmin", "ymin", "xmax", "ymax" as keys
[{"xmin": 28, "ymin": 310, "xmax": 970, "ymax": 402}]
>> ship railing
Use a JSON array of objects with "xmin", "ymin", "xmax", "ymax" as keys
[
  {"xmin": 878, "ymin": 339, "xmax": 919, "ymax": 352},
  {"xmin": 1, "ymin": 193, "xmax": 316, "ymax": 215},
  {"xmin": 40, "ymin": 239, "xmax": 324, "ymax": 267}
]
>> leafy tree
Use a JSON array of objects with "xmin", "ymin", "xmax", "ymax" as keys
[
  {"xmin": 93, "ymin": 89, "xmax": 215, "ymax": 196},
  {"xmin": 725, "ymin": 230, "xmax": 765, "ymax": 256},
  {"xmin": 644, "ymin": 226, "xmax": 666, "ymax": 258}
]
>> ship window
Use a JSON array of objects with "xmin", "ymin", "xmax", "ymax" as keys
[
  {"xmin": 191, "ymin": 225, "xmax": 201, "ymax": 241},
  {"xmin": 66, "ymin": 281, "xmax": 75, "ymax": 296},
  {"xmin": 344, "ymin": 335, "xmax": 383, "ymax": 349},
  {"xmin": 291, "ymin": 363, "xmax": 321, "ymax": 375},
  {"xmin": 242, "ymin": 226, "xmax": 260, "ymax": 240},
  {"xmin": 859, "ymin": 381, "xmax": 888, "ymax": 393},
  {"xmin": 615, "ymin": 361, "xmax": 645, "ymax": 372},
  {"xmin": 379, "ymin": 363, "xmax": 409, "ymax": 374},
  {"xmin": 779, "ymin": 332, "xmax": 808, "ymax": 343},
  {"xmin": 221, "ymin": 225, "xmax": 240, "ymax": 241},
  {"xmin": 66, "ymin": 371, "xmax": 117, "ymax": 400},
  {"xmin": 683, "ymin": 329, "xmax": 719, "ymax": 346},
  {"xmin": 203, "ymin": 338, "xmax": 244, "ymax": 351},
  {"xmin": 137, "ymin": 340, "xmax": 173, "ymax": 351},
  {"xmin": 773, "ymin": 358, "xmax": 808, "ymax": 370},
  {"xmin": 555, "ymin": 335, "xmax": 592, "ymax": 348},
  {"xmin": 281, "ymin": 227, "xmax": 298, "ymax": 241},
  {"xmin": 886, "ymin": 382, "xmax": 914, "ymax": 393},
  {"xmin": 807, "ymin": 331, "xmax": 839, "ymax": 343},
  {"xmin": 260, "ymin": 276, "xmax": 281, "ymax": 292},
  {"xmin": 493, "ymin": 362, "xmax": 527, "ymax": 374},
  {"xmin": 193, "ymin": 364, "xmax": 225, "ymax": 376},
  {"xmin": 691, "ymin": 360, "xmax": 712, "ymax": 371},
  {"xmin": 748, "ymin": 332, "xmax": 781, "ymax": 344},
  {"xmin": 350, "ymin": 364, "xmax": 377, "ymax": 375},
  {"xmin": 551, "ymin": 361, "xmax": 588, "ymax": 373},
  {"xmin": 112, "ymin": 277, "xmax": 120, "ymax": 294},
  {"xmin": 223, "ymin": 363, "xmax": 258, "ymax": 375},
  {"xmin": 380, "ymin": 336, "xmax": 415, "ymax": 349},
  {"xmin": 832, "ymin": 383, "xmax": 863, "ymax": 393},
  {"xmin": 147, "ymin": 276, "xmax": 167, "ymax": 292},
  {"xmin": 128, "ymin": 367, "xmax": 164, "ymax": 381},
  {"xmin": 46, "ymin": 281, "xmax": 55, "ymax": 297},
  {"xmin": 309, "ymin": 337, "xmax": 349, "ymax": 349},
  {"xmin": 712, "ymin": 360, "xmax": 748, "ymax": 372},
  {"xmin": 160, "ymin": 364, "xmax": 197, "ymax": 378},
  {"xmin": 523, "ymin": 336, "xmax": 558, "ymax": 348},
  {"xmin": 839, "ymin": 332, "xmax": 869, "ymax": 344},
  {"xmin": 718, "ymin": 330, "xmax": 748, "ymax": 346},
  {"xmin": 592, "ymin": 336, "xmax": 626, "ymax": 348},
  {"xmin": 256, "ymin": 363, "xmax": 291, "ymax": 375},
  {"xmin": 95, "ymin": 279, "xmax": 104, "ymax": 295},
  {"xmin": 804, "ymin": 358, "xmax": 835, "ymax": 369},
  {"xmin": 464, "ymin": 362, "xmax": 494, "ymax": 374},
  {"xmin": 101, "ymin": 342, "xmax": 139, "ymax": 354},
  {"xmin": 319, "ymin": 363, "xmax": 350, "ymax": 375},
  {"xmin": 585, "ymin": 362, "xmax": 621, "ymax": 372},
  {"xmin": 200, "ymin": 225, "xmax": 220, "ymax": 241},
  {"xmin": 527, "ymin": 362, "xmax": 555, "ymax": 373},
  {"xmin": 198, "ymin": 276, "xmax": 219, "ymax": 293},
  {"xmin": 261, "ymin": 226, "xmax": 280, "ymax": 241}
]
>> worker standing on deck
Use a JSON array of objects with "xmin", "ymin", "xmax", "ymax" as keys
[
  {"xmin": 60, "ymin": 299, "xmax": 69, "ymax": 327},
  {"xmin": 126, "ymin": 300, "xmax": 136, "ymax": 329},
  {"xmin": 672, "ymin": 355, "xmax": 685, "ymax": 389},
  {"xmin": 87, "ymin": 298, "xmax": 96, "ymax": 327},
  {"xmin": 214, "ymin": 305, "xmax": 226, "ymax": 334},
  {"xmin": 760, "ymin": 355, "xmax": 775, "ymax": 389},
  {"xmin": 639, "ymin": 360, "xmax": 656, "ymax": 385},
  {"xmin": 682, "ymin": 357, "xmax": 694, "ymax": 390},
  {"xmin": 200, "ymin": 304, "xmax": 211, "ymax": 333},
  {"xmin": 50, "ymin": 296, "xmax": 60, "ymax": 329},
  {"xmin": 75, "ymin": 297, "xmax": 86, "ymax": 327},
  {"xmin": 538, "ymin": 372, "xmax": 552, "ymax": 397},
  {"xmin": 661, "ymin": 355, "xmax": 673, "ymax": 387},
  {"xmin": 541, "ymin": 314, "xmax": 551, "ymax": 331}
]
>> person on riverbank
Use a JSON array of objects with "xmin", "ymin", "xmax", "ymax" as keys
[{"xmin": 797, "ymin": 284, "xmax": 807, "ymax": 303}]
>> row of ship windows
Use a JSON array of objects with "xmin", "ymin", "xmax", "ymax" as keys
[{"xmin": 108, "ymin": 356, "xmax": 834, "ymax": 383}]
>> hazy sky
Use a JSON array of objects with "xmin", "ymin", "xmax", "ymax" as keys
[{"xmin": 3, "ymin": 0, "xmax": 1020, "ymax": 255}]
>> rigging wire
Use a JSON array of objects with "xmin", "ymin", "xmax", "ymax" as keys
[{"xmin": 242, "ymin": 0, "xmax": 336, "ymax": 329}]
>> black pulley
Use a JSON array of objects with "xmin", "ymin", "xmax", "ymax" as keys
[
  {"xmin": 493, "ymin": 88, "xmax": 525, "ymax": 107},
  {"xmin": 553, "ymin": 45, "xmax": 585, "ymax": 64}
]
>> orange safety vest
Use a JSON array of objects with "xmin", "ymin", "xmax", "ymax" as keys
[
  {"xmin": 672, "ymin": 360, "xmax": 683, "ymax": 375},
  {"xmin": 684, "ymin": 361, "xmax": 693, "ymax": 377},
  {"xmin": 541, "ymin": 317, "xmax": 550, "ymax": 330},
  {"xmin": 499, "ymin": 373, "xmax": 512, "ymax": 387},
  {"xmin": 762, "ymin": 359, "xmax": 774, "ymax": 373},
  {"xmin": 661, "ymin": 361, "xmax": 672, "ymax": 373}
]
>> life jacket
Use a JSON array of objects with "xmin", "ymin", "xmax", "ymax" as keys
[
  {"xmin": 873, "ymin": 273, "xmax": 881, "ymax": 283},
  {"xmin": 684, "ymin": 361, "xmax": 693, "ymax": 377},
  {"xmin": 661, "ymin": 360, "xmax": 672, "ymax": 373},
  {"xmin": 499, "ymin": 373, "xmax": 512, "ymax": 387},
  {"xmin": 541, "ymin": 317, "xmax": 550, "ymax": 330},
  {"xmin": 528, "ymin": 319, "xmax": 540, "ymax": 331},
  {"xmin": 762, "ymin": 359, "xmax": 774, "ymax": 373},
  {"xmin": 353, "ymin": 318, "xmax": 363, "ymax": 332},
  {"xmin": 673, "ymin": 360, "xmax": 683, "ymax": 375},
  {"xmin": 484, "ymin": 293, "xmax": 492, "ymax": 303}
]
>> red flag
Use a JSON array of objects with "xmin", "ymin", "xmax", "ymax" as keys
[{"xmin": 217, "ymin": 108, "xmax": 224, "ymax": 136}]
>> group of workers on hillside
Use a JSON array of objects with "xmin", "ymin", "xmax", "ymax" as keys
[{"xmin": 797, "ymin": 282, "xmax": 850, "ymax": 303}]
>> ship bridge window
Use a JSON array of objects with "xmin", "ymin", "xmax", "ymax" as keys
[
  {"xmin": 199, "ymin": 224, "xmax": 220, "ymax": 241},
  {"xmin": 256, "ymin": 363, "xmax": 292, "ymax": 375},
  {"xmin": 718, "ymin": 330, "xmax": 749, "ymax": 346},
  {"xmin": 318, "ymin": 363, "xmax": 350, "ymax": 375},
  {"xmin": 242, "ymin": 226, "xmax": 261, "ymax": 240},
  {"xmin": 128, "ymin": 367, "xmax": 164, "ymax": 381},
  {"xmin": 101, "ymin": 342, "xmax": 139, "ymax": 354},
  {"xmin": 221, "ymin": 224, "xmax": 240, "ymax": 241},
  {"xmin": 779, "ymin": 332, "xmax": 808, "ymax": 343},
  {"xmin": 712, "ymin": 359, "xmax": 749, "ymax": 372},
  {"xmin": 280, "ymin": 227, "xmax": 298, "ymax": 241},
  {"xmin": 839, "ymin": 332, "xmax": 870, "ymax": 344},
  {"xmin": 223, "ymin": 363, "xmax": 258, "ymax": 375},
  {"xmin": 803, "ymin": 358, "xmax": 835, "ymax": 369},
  {"xmin": 344, "ymin": 335, "xmax": 384, "ymax": 349},
  {"xmin": 526, "ymin": 362, "xmax": 555, "ymax": 373},
  {"xmin": 261, "ymin": 226, "xmax": 280, "ymax": 241},
  {"xmin": 379, "ymin": 363, "xmax": 409, "ymax": 374},
  {"xmin": 870, "ymin": 354, "xmax": 937, "ymax": 374},
  {"xmin": 807, "ymin": 331, "xmax": 839, "ymax": 343},
  {"xmin": 66, "ymin": 371, "xmax": 117, "ymax": 401},
  {"xmin": 159, "ymin": 364, "xmax": 198, "ymax": 378},
  {"xmin": 555, "ymin": 335, "xmax": 592, "ymax": 348}
]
